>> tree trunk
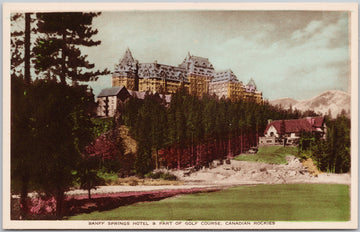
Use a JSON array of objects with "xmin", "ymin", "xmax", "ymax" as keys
[
  {"xmin": 155, "ymin": 149, "xmax": 159, "ymax": 169},
  {"xmin": 20, "ymin": 174, "xmax": 29, "ymax": 220},
  {"xmin": 55, "ymin": 189, "xmax": 64, "ymax": 219},
  {"xmin": 227, "ymin": 134, "xmax": 231, "ymax": 159},
  {"xmin": 223, "ymin": 140, "xmax": 226, "ymax": 158},
  {"xmin": 256, "ymin": 125, "xmax": 259, "ymax": 146},
  {"xmin": 177, "ymin": 147, "xmax": 181, "ymax": 170},
  {"xmin": 191, "ymin": 136, "xmax": 194, "ymax": 167},
  {"xmin": 24, "ymin": 13, "xmax": 31, "ymax": 84},
  {"xmin": 88, "ymin": 189, "xmax": 91, "ymax": 199},
  {"xmin": 60, "ymin": 31, "xmax": 66, "ymax": 85},
  {"xmin": 22, "ymin": 12, "xmax": 30, "ymax": 212},
  {"xmin": 240, "ymin": 131, "xmax": 243, "ymax": 154},
  {"xmin": 196, "ymin": 144, "xmax": 200, "ymax": 166}
]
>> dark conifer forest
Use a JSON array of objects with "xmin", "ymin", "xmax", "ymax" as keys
[{"xmin": 121, "ymin": 89, "xmax": 350, "ymax": 173}]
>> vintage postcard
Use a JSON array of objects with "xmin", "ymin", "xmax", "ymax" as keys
[{"xmin": 2, "ymin": 2, "xmax": 358, "ymax": 230}]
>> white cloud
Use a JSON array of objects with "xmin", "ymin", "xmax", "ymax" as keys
[
  {"xmin": 83, "ymin": 11, "xmax": 349, "ymax": 100},
  {"xmin": 291, "ymin": 20, "xmax": 323, "ymax": 41}
]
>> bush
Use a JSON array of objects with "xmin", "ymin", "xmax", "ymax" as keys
[
  {"xmin": 97, "ymin": 171, "xmax": 119, "ymax": 185},
  {"xmin": 128, "ymin": 177, "xmax": 138, "ymax": 186},
  {"xmin": 91, "ymin": 117, "xmax": 113, "ymax": 137},
  {"xmin": 144, "ymin": 171, "xmax": 177, "ymax": 181},
  {"xmin": 161, "ymin": 173, "xmax": 177, "ymax": 181},
  {"xmin": 144, "ymin": 172, "xmax": 161, "ymax": 179},
  {"xmin": 298, "ymin": 150, "xmax": 313, "ymax": 161}
]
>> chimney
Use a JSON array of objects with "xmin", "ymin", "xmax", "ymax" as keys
[{"xmin": 267, "ymin": 119, "xmax": 272, "ymax": 125}]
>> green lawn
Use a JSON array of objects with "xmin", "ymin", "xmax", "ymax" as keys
[
  {"xmin": 68, "ymin": 184, "xmax": 350, "ymax": 221},
  {"xmin": 234, "ymin": 146, "xmax": 299, "ymax": 164}
]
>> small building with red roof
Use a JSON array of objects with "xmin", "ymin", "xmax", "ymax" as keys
[{"xmin": 259, "ymin": 117, "xmax": 326, "ymax": 146}]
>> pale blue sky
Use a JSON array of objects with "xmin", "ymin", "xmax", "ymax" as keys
[{"xmin": 79, "ymin": 11, "xmax": 350, "ymax": 100}]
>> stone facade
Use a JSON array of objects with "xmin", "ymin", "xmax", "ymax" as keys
[
  {"xmin": 242, "ymin": 78, "xmax": 263, "ymax": 103},
  {"xmin": 97, "ymin": 86, "xmax": 172, "ymax": 117},
  {"xmin": 209, "ymin": 69, "xmax": 245, "ymax": 101},
  {"xmin": 112, "ymin": 48, "xmax": 262, "ymax": 102},
  {"xmin": 97, "ymin": 86, "xmax": 131, "ymax": 117}
]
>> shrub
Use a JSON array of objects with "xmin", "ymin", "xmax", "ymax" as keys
[
  {"xmin": 145, "ymin": 171, "xmax": 177, "ymax": 181},
  {"xmin": 97, "ymin": 171, "xmax": 119, "ymax": 185},
  {"xmin": 144, "ymin": 172, "xmax": 161, "ymax": 179},
  {"xmin": 160, "ymin": 173, "xmax": 177, "ymax": 181},
  {"xmin": 128, "ymin": 177, "xmax": 138, "ymax": 186}
]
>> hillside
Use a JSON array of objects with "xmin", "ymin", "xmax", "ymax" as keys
[
  {"xmin": 269, "ymin": 97, "xmax": 299, "ymax": 109},
  {"xmin": 269, "ymin": 90, "xmax": 350, "ymax": 118}
]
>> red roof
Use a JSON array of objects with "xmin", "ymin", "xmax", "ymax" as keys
[{"xmin": 264, "ymin": 117, "xmax": 324, "ymax": 135}]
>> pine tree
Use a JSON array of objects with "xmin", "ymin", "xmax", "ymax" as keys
[
  {"xmin": 11, "ymin": 13, "xmax": 25, "ymax": 79},
  {"xmin": 10, "ymin": 13, "xmax": 36, "ymax": 219},
  {"xmin": 34, "ymin": 12, "xmax": 109, "ymax": 84},
  {"xmin": 149, "ymin": 95, "xmax": 167, "ymax": 169},
  {"xmin": 24, "ymin": 13, "xmax": 31, "ymax": 84},
  {"xmin": 11, "ymin": 76, "xmax": 36, "ymax": 219},
  {"xmin": 77, "ymin": 156, "xmax": 104, "ymax": 199},
  {"xmin": 11, "ymin": 12, "xmax": 109, "ymax": 219},
  {"xmin": 134, "ymin": 96, "xmax": 154, "ymax": 175},
  {"xmin": 31, "ymin": 81, "xmax": 95, "ymax": 218},
  {"xmin": 185, "ymin": 96, "xmax": 202, "ymax": 166}
]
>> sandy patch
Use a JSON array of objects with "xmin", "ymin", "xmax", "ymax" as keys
[
  {"xmin": 65, "ymin": 155, "xmax": 350, "ymax": 198},
  {"xmin": 173, "ymin": 156, "xmax": 351, "ymax": 186}
]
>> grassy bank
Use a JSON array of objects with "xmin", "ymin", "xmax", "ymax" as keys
[
  {"xmin": 234, "ymin": 146, "xmax": 299, "ymax": 164},
  {"xmin": 68, "ymin": 184, "xmax": 350, "ymax": 221}
]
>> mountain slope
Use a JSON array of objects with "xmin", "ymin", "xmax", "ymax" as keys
[
  {"xmin": 269, "ymin": 97, "xmax": 299, "ymax": 109},
  {"xmin": 269, "ymin": 90, "xmax": 350, "ymax": 117}
]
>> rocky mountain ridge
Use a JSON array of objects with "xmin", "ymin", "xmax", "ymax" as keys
[{"xmin": 269, "ymin": 90, "xmax": 351, "ymax": 118}]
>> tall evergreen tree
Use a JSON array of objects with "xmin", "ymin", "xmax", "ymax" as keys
[
  {"xmin": 34, "ymin": 12, "xmax": 109, "ymax": 84},
  {"xmin": 149, "ymin": 94, "xmax": 167, "ymax": 169},
  {"xmin": 24, "ymin": 13, "xmax": 31, "ymax": 84},
  {"xmin": 10, "ymin": 13, "xmax": 36, "ymax": 219},
  {"xmin": 31, "ymin": 80, "xmax": 95, "ymax": 218},
  {"xmin": 300, "ymin": 115, "xmax": 350, "ymax": 173},
  {"xmin": 134, "ymin": 96, "xmax": 154, "ymax": 175},
  {"xmin": 11, "ymin": 76, "xmax": 36, "ymax": 219},
  {"xmin": 11, "ymin": 12, "xmax": 111, "ymax": 219},
  {"xmin": 11, "ymin": 13, "xmax": 25, "ymax": 79}
]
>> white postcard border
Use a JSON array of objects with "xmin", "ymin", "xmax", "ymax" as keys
[{"xmin": 2, "ymin": 2, "xmax": 358, "ymax": 230}]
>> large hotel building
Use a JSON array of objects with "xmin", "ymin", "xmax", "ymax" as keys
[{"xmin": 111, "ymin": 48, "xmax": 262, "ymax": 103}]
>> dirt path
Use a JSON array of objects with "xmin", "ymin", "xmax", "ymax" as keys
[{"xmin": 66, "ymin": 184, "xmax": 221, "ymax": 198}]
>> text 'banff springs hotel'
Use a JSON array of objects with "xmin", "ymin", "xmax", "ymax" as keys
[{"xmin": 112, "ymin": 48, "xmax": 263, "ymax": 103}]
